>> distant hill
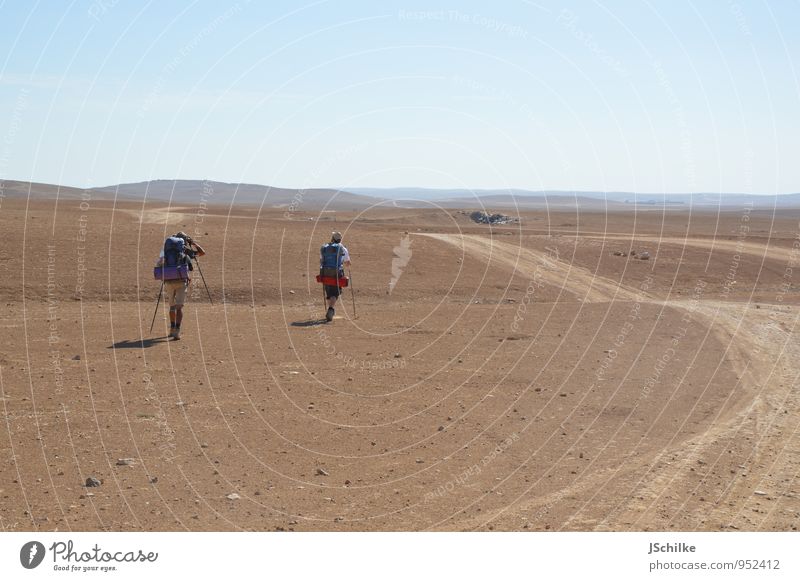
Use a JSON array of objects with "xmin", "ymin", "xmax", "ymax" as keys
[
  {"xmin": 8, "ymin": 179, "xmax": 800, "ymax": 210},
  {"xmin": 93, "ymin": 180, "xmax": 385, "ymax": 210},
  {"xmin": 434, "ymin": 193, "xmax": 629, "ymax": 210},
  {"xmin": 2, "ymin": 179, "xmax": 385, "ymax": 210},
  {"xmin": 1, "ymin": 180, "xmax": 94, "ymax": 200},
  {"xmin": 347, "ymin": 187, "xmax": 800, "ymax": 208}
]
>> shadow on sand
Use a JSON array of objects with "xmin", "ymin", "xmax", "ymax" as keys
[
  {"xmin": 109, "ymin": 337, "xmax": 172, "ymax": 349},
  {"xmin": 290, "ymin": 319, "xmax": 329, "ymax": 328}
]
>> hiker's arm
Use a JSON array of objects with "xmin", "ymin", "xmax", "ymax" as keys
[{"xmin": 191, "ymin": 242, "xmax": 206, "ymax": 257}]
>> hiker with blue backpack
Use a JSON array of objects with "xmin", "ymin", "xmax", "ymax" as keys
[
  {"xmin": 153, "ymin": 231, "xmax": 206, "ymax": 339},
  {"xmin": 319, "ymin": 231, "xmax": 351, "ymax": 322}
]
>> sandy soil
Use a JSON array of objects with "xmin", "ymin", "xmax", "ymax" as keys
[{"xmin": 1, "ymin": 197, "xmax": 799, "ymax": 531}]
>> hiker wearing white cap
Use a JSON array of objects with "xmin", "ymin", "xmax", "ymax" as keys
[{"xmin": 319, "ymin": 231, "xmax": 351, "ymax": 322}]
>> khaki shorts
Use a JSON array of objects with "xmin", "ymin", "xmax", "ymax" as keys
[{"xmin": 165, "ymin": 280, "xmax": 189, "ymax": 307}]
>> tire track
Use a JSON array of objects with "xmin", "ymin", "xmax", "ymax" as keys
[
  {"xmin": 422, "ymin": 232, "xmax": 800, "ymax": 530},
  {"xmin": 420, "ymin": 233, "xmax": 645, "ymax": 303}
]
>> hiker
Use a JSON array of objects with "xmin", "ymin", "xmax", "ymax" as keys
[
  {"xmin": 155, "ymin": 231, "xmax": 205, "ymax": 339},
  {"xmin": 320, "ymin": 231, "xmax": 351, "ymax": 322}
]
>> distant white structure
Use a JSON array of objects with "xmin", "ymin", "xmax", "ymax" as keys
[{"xmin": 388, "ymin": 234, "xmax": 413, "ymax": 294}]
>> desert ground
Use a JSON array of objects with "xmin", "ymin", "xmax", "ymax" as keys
[{"xmin": 1, "ymin": 194, "xmax": 799, "ymax": 531}]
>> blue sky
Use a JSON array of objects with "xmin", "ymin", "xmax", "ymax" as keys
[{"xmin": 0, "ymin": 0, "xmax": 797, "ymax": 193}]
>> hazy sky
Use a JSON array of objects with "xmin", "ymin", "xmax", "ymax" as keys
[{"xmin": 1, "ymin": 0, "xmax": 797, "ymax": 193}]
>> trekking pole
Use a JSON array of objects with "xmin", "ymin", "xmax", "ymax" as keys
[
  {"xmin": 149, "ymin": 281, "xmax": 164, "ymax": 334},
  {"xmin": 193, "ymin": 256, "xmax": 214, "ymax": 305},
  {"xmin": 348, "ymin": 267, "xmax": 357, "ymax": 318}
]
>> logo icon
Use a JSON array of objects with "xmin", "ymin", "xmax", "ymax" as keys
[{"xmin": 20, "ymin": 541, "xmax": 46, "ymax": 569}]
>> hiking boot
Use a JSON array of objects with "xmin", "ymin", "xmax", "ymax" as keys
[
  {"xmin": 326, "ymin": 307, "xmax": 334, "ymax": 322},
  {"xmin": 172, "ymin": 327, "xmax": 181, "ymax": 340}
]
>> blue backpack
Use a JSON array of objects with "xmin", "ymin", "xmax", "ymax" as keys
[
  {"xmin": 154, "ymin": 236, "xmax": 190, "ymax": 281},
  {"xmin": 320, "ymin": 243, "xmax": 344, "ymax": 275},
  {"xmin": 163, "ymin": 236, "xmax": 186, "ymax": 267}
]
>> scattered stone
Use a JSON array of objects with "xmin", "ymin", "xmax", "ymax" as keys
[
  {"xmin": 754, "ymin": 490, "xmax": 768, "ymax": 496},
  {"xmin": 85, "ymin": 477, "xmax": 101, "ymax": 488},
  {"xmin": 315, "ymin": 468, "xmax": 329, "ymax": 476},
  {"xmin": 394, "ymin": 353, "xmax": 402, "ymax": 358},
  {"xmin": 470, "ymin": 211, "xmax": 517, "ymax": 225},
  {"xmin": 415, "ymin": 458, "xmax": 425, "ymax": 464},
  {"xmin": 438, "ymin": 425, "xmax": 445, "ymax": 431},
  {"xmin": 149, "ymin": 476, "xmax": 158, "ymax": 484},
  {"xmin": 344, "ymin": 479, "xmax": 351, "ymax": 486},
  {"xmin": 72, "ymin": 355, "xmax": 81, "ymax": 361},
  {"xmin": 226, "ymin": 493, "xmax": 241, "ymax": 500},
  {"xmin": 289, "ymin": 290, "xmax": 295, "ymax": 294},
  {"xmin": 116, "ymin": 458, "xmax": 135, "ymax": 466},
  {"xmin": 639, "ymin": 251, "xmax": 650, "ymax": 260}
]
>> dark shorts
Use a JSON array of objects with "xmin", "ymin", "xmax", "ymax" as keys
[{"xmin": 324, "ymin": 285, "xmax": 343, "ymax": 299}]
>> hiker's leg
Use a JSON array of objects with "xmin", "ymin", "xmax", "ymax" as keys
[
  {"xmin": 173, "ymin": 283, "xmax": 188, "ymax": 327},
  {"xmin": 326, "ymin": 283, "xmax": 341, "ymax": 309},
  {"xmin": 169, "ymin": 306, "xmax": 177, "ymax": 326}
]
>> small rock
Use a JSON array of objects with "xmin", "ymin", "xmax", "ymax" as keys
[
  {"xmin": 394, "ymin": 353, "xmax": 402, "ymax": 358},
  {"xmin": 85, "ymin": 477, "xmax": 101, "ymax": 488},
  {"xmin": 344, "ymin": 479, "xmax": 351, "ymax": 486},
  {"xmin": 226, "ymin": 493, "xmax": 241, "ymax": 500},
  {"xmin": 316, "ymin": 468, "xmax": 329, "ymax": 476},
  {"xmin": 289, "ymin": 290, "xmax": 295, "ymax": 294},
  {"xmin": 72, "ymin": 355, "xmax": 81, "ymax": 361},
  {"xmin": 149, "ymin": 476, "xmax": 158, "ymax": 484},
  {"xmin": 116, "ymin": 458, "xmax": 135, "ymax": 466},
  {"xmin": 415, "ymin": 458, "xmax": 424, "ymax": 464},
  {"xmin": 754, "ymin": 490, "xmax": 768, "ymax": 496}
]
